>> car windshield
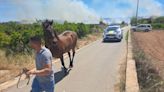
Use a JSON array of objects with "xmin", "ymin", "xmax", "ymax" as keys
[
  {"xmin": 106, "ymin": 27, "xmax": 118, "ymax": 32},
  {"xmin": 138, "ymin": 25, "xmax": 145, "ymax": 27}
]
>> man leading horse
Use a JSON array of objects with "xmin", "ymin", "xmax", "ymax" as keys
[{"xmin": 27, "ymin": 36, "xmax": 55, "ymax": 92}]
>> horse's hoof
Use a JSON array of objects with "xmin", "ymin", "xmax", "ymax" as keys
[{"xmin": 69, "ymin": 65, "xmax": 73, "ymax": 68}]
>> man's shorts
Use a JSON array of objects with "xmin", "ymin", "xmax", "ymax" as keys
[{"xmin": 31, "ymin": 77, "xmax": 55, "ymax": 92}]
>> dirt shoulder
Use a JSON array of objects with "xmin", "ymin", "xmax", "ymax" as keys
[
  {"xmin": 0, "ymin": 32, "xmax": 102, "ymax": 84},
  {"xmin": 133, "ymin": 30, "xmax": 164, "ymax": 78},
  {"xmin": 132, "ymin": 30, "xmax": 164, "ymax": 92}
]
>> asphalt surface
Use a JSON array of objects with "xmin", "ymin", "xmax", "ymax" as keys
[{"xmin": 2, "ymin": 27, "xmax": 128, "ymax": 92}]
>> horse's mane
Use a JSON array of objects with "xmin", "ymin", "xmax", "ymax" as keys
[
  {"xmin": 61, "ymin": 31, "xmax": 71, "ymax": 36},
  {"xmin": 52, "ymin": 28, "xmax": 60, "ymax": 40}
]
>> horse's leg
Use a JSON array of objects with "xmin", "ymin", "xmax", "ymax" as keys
[
  {"xmin": 69, "ymin": 49, "xmax": 75, "ymax": 68},
  {"xmin": 60, "ymin": 56, "xmax": 67, "ymax": 72},
  {"xmin": 68, "ymin": 52, "xmax": 72, "ymax": 63}
]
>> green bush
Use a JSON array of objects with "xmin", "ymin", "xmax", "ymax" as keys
[
  {"xmin": 0, "ymin": 22, "xmax": 100, "ymax": 55},
  {"xmin": 152, "ymin": 23, "xmax": 164, "ymax": 29},
  {"xmin": 0, "ymin": 32, "xmax": 11, "ymax": 47}
]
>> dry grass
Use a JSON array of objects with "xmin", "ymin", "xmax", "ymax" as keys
[
  {"xmin": 114, "ymin": 57, "xmax": 127, "ymax": 92},
  {"xmin": 76, "ymin": 32, "xmax": 102, "ymax": 49},
  {"xmin": 0, "ymin": 50, "xmax": 35, "ymax": 83},
  {"xmin": 131, "ymin": 31, "xmax": 164, "ymax": 92},
  {"xmin": 114, "ymin": 31, "xmax": 129, "ymax": 92},
  {"xmin": 0, "ymin": 32, "xmax": 102, "ymax": 84}
]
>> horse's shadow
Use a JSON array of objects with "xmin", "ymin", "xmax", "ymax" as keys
[{"xmin": 54, "ymin": 68, "xmax": 71, "ymax": 84}]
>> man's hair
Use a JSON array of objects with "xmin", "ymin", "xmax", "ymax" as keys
[{"xmin": 30, "ymin": 36, "xmax": 41, "ymax": 44}]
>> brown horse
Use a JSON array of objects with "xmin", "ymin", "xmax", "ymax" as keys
[{"xmin": 42, "ymin": 20, "xmax": 78, "ymax": 72}]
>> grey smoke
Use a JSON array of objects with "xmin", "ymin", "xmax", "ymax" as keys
[{"xmin": 9, "ymin": 0, "xmax": 100, "ymax": 23}]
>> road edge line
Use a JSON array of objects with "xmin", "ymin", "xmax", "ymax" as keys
[{"xmin": 125, "ymin": 29, "xmax": 140, "ymax": 92}]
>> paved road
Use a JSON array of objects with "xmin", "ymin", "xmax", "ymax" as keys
[{"xmin": 2, "ymin": 28, "xmax": 128, "ymax": 92}]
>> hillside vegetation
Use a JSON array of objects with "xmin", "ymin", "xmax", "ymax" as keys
[
  {"xmin": 0, "ymin": 21, "xmax": 101, "ymax": 55},
  {"xmin": 131, "ymin": 16, "xmax": 164, "ymax": 29}
]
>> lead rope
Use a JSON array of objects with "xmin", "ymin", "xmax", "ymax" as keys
[{"xmin": 17, "ymin": 68, "xmax": 30, "ymax": 88}]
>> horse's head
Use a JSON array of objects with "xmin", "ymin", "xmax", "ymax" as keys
[
  {"xmin": 42, "ymin": 20, "xmax": 59, "ymax": 47},
  {"xmin": 42, "ymin": 19, "xmax": 55, "ymax": 39}
]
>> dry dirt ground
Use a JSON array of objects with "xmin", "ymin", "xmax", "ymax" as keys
[
  {"xmin": 0, "ymin": 32, "xmax": 102, "ymax": 84},
  {"xmin": 133, "ymin": 30, "xmax": 164, "ymax": 78}
]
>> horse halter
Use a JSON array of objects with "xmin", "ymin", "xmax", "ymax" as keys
[{"xmin": 17, "ymin": 68, "xmax": 30, "ymax": 88}]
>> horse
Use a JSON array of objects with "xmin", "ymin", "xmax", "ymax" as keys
[{"xmin": 42, "ymin": 20, "xmax": 78, "ymax": 72}]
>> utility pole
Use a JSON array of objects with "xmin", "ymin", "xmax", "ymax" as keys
[{"xmin": 136, "ymin": 0, "xmax": 139, "ymax": 26}]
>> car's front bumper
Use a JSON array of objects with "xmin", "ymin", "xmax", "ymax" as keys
[{"xmin": 103, "ymin": 36, "xmax": 121, "ymax": 41}]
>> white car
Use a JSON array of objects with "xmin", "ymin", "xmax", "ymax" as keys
[
  {"xmin": 132, "ymin": 24, "xmax": 152, "ymax": 32},
  {"xmin": 103, "ymin": 25, "xmax": 123, "ymax": 42}
]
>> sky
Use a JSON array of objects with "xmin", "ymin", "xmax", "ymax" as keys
[{"xmin": 0, "ymin": 0, "xmax": 164, "ymax": 23}]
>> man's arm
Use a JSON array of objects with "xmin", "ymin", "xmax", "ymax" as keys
[
  {"xmin": 27, "ymin": 64, "xmax": 52, "ymax": 76},
  {"xmin": 27, "ymin": 49, "xmax": 53, "ymax": 76}
]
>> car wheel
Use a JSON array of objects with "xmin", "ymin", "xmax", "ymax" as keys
[
  {"xmin": 118, "ymin": 39, "xmax": 121, "ymax": 42},
  {"xmin": 133, "ymin": 29, "xmax": 136, "ymax": 32},
  {"xmin": 145, "ymin": 29, "xmax": 149, "ymax": 32},
  {"xmin": 102, "ymin": 39, "xmax": 105, "ymax": 42},
  {"xmin": 121, "ymin": 36, "xmax": 123, "ymax": 39}
]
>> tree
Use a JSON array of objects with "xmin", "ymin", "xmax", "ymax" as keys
[
  {"xmin": 121, "ymin": 21, "xmax": 125, "ymax": 25},
  {"xmin": 131, "ymin": 17, "xmax": 137, "ymax": 25}
]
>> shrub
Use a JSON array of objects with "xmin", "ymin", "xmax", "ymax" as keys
[
  {"xmin": 152, "ymin": 23, "xmax": 164, "ymax": 29},
  {"xmin": 0, "ymin": 22, "xmax": 100, "ymax": 55}
]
